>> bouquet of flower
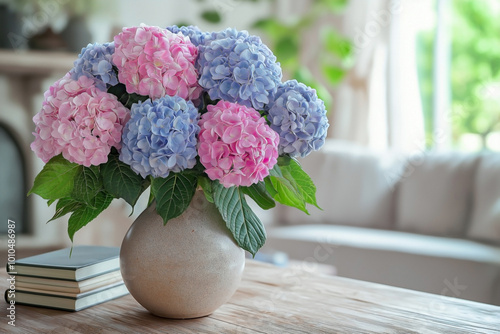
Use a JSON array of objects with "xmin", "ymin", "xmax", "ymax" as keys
[{"xmin": 28, "ymin": 25, "xmax": 329, "ymax": 255}]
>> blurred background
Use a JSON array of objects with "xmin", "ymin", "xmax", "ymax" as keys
[{"xmin": 0, "ymin": 0, "xmax": 499, "ymax": 304}]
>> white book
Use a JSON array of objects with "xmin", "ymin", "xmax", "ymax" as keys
[
  {"xmin": 7, "ymin": 283, "xmax": 129, "ymax": 311},
  {"xmin": 10, "ymin": 246, "xmax": 120, "ymax": 281},
  {"xmin": 16, "ymin": 270, "xmax": 123, "ymax": 293}
]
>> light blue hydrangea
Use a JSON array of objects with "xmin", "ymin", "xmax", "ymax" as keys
[
  {"xmin": 70, "ymin": 42, "xmax": 118, "ymax": 91},
  {"xmin": 265, "ymin": 80, "xmax": 329, "ymax": 158},
  {"xmin": 197, "ymin": 28, "xmax": 282, "ymax": 110},
  {"xmin": 166, "ymin": 25, "xmax": 210, "ymax": 47},
  {"xmin": 120, "ymin": 96, "xmax": 200, "ymax": 178},
  {"xmin": 204, "ymin": 28, "xmax": 250, "ymax": 44}
]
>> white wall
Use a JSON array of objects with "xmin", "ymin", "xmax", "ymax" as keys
[{"xmin": 89, "ymin": 0, "xmax": 271, "ymax": 44}]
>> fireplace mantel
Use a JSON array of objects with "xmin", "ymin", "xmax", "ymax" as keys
[
  {"xmin": 0, "ymin": 50, "xmax": 77, "ymax": 122},
  {"xmin": 0, "ymin": 50, "xmax": 77, "ymax": 76}
]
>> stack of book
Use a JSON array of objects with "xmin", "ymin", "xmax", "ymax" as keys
[{"xmin": 6, "ymin": 246, "xmax": 129, "ymax": 311}]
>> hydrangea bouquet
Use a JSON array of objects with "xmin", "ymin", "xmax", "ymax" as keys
[{"xmin": 28, "ymin": 25, "xmax": 329, "ymax": 255}]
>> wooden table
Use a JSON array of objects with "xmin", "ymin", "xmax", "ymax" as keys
[{"xmin": 1, "ymin": 260, "xmax": 499, "ymax": 333}]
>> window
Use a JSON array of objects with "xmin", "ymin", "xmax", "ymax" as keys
[{"xmin": 416, "ymin": 0, "xmax": 500, "ymax": 151}]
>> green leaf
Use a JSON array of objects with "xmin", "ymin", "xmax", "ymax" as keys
[
  {"xmin": 72, "ymin": 165, "xmax": 102, "ymax": 206},
  {"xmin": 174, "ymin": 21, "xmax": 191, "ymax": 28},
  {"xmin": 252, "ymin": 18, "xmax": 289, "ymax": 40},
  {"xmin": 125, "ymin": 93, "xmax": 149, "ymax": 109},
  {"xmin": 101, "ymin": 153, "xmax": 146, "ymax": 207},
  {"xmin": 323, "ymin": 28, "xmax": 352, "ymax": 59},
  {"xmin": 147, "ymin": 185, "xmax": 154, "ymax": 207},
  {"xmin": 275, "ymin": 35, "xmax": 299, "ymax": 64},
  {"xmin": 49, "ymin": 198, "xmax": 82, "ymax": 222},
  {"xmin": 282, "ymin": 158, "xmax": 321, "ymax": 209},
  {"xmin": 47, "ymin": 199, "xmax": 56, "ymax": 207},
  {"xmin": 269, "ymin": 175, "xmax": 308, "ymax": 214},
  {"xmin": 67, "ymin": 192, "xmax": 113, "ymax": 241},
  {"xmin": 264, "ymin": 177, "xmax": 278, "ymax": 197},
  {"xmin": 241, "ymin": 182, "xmax": 275, "ymax": 210},
  {"xmin": 107, "ymin": 83, "xmax": 128, "ymax": 106},
  {"xmin": 198, "ymin": 176, "xmax": 214, "ymax": 203},
  {"xmin": 265, "ymin": 157, "xmax": 319, "ymax": 212},
  {"xmin": 277, "ymin": 155, "xmax": 291, "ymax": 167},
  {"xmin": 269, "ymin": 162, "xmax": 284, "ymax": 177},
  {"xmin": 201, "ymin": 10, "xmax": 221, "ymax": 23},
  {"xmin": 212, "ymin": 182, "xmax": 266, "ymax": 256},
  {"xmin": 28, "ymin": 155, "xmax": 81, "ymax": 200},
  {"xmin": 267, "ymin": 163, "xmax": 309, "ymax": 214},
  {"xmin": 107, "ymin": 83, "xmax": 148, "ymax": 109},
  {"xmin": 319, "ymin": 0, "xmax": 348, "ymax": 12},
  {"xmin": 151, "ymin": 170, "xmax": 198, "ymax": 224},
  {"xmin": 322, "ymin": 64, "xmax": 346, "ymax": 85}
]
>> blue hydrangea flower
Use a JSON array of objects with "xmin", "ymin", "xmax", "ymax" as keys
[
  {"xmin": 166, "ymin": 25, "xmax": 210, "ymax": 47},
  {"xmin": 204, "ymin": 28, "xmax": 250, "ymax": 44},
  {"xmin": 70, "ymin": 42, "xmax": 118, "ymax": 91},
  {"xmin": 120, "ymin": 96, "xmax": 200, "ymax": 178},
  {"xmin": 265, "ymin": 80, "xmax": 329, "ymax": 158},
  {"xmin": 197, "ymin": 28, "xmax": 282, "ymax": 110}
]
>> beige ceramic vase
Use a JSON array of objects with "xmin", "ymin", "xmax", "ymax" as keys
[{"xmin": 120, "ymin": 190, "xmax": 245, "ymax": 319}]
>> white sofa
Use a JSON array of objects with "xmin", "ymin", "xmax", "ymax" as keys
[{"xmin": 260, "ymin": 140, "xmax": 500, "ymax": 305}]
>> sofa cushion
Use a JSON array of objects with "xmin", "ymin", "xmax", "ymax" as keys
[
  {"xmin": 467, "ymin": 153, "xmax": 500, "ymax": 244},
  {"xmin": 395, "ymin": 152, "xmax": 479, "ymax": 236},
  {"xmin": 278, "ymin": 140, "xmax": 403, "ymax": 229},
  {"xmin": 262, "ymin": 224, "xmax": 500, "ymax": 305},
  {"xmin": 265, "ymin": 224, "xmax": 500, "ymax": 264}
]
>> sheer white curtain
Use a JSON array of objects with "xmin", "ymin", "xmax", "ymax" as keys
[{"xmin": 331, "ymin": 0, "xmax": 425, "ymax": 152}]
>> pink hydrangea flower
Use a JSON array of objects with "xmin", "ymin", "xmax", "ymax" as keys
[
  {"xmin": 112, "ymin": 25, "xmax": 201, "ymax": 101},
  {"xmin": 198, "ymin": 100, "xmax": 279, "ymax": 187},
  {"xmin": 31, "ymin": 73, "xmax": 130, "ymax": 166}
]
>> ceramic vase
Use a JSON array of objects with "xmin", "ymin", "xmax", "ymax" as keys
[{"xmin": 120, "ymin": 190, "xmax": 245, "ymax": 319}]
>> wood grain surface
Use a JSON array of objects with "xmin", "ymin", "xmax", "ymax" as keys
[{"xmin": 0, "ymin": 258, "xmax": 499, "ymax": 333}]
